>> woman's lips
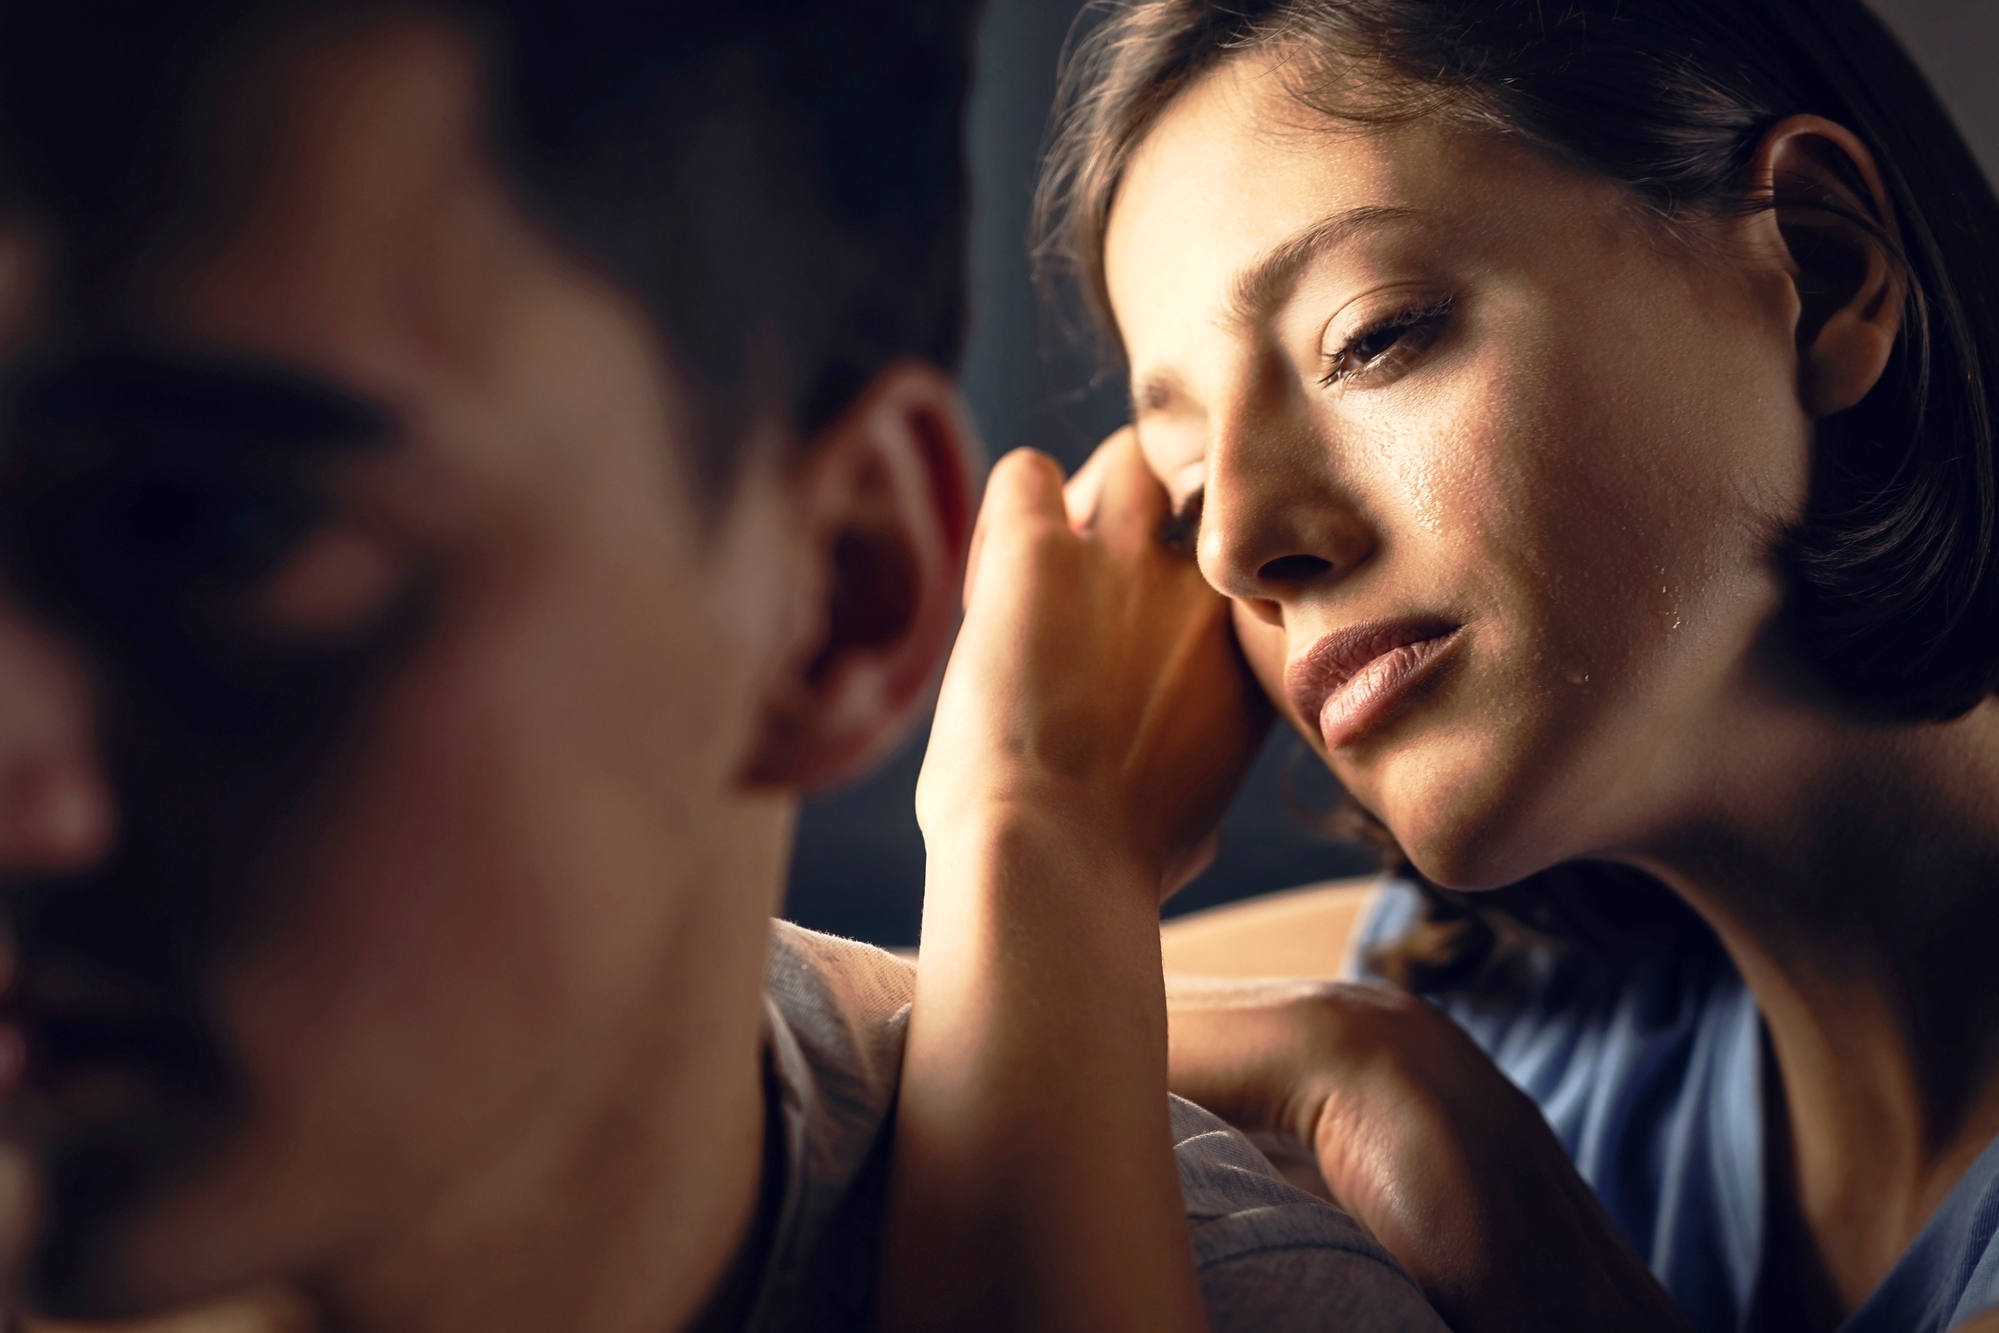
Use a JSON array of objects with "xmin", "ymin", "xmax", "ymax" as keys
[{"xmin": 1287, "ymin": 619, "xmax": 1462, "ymax": 751}]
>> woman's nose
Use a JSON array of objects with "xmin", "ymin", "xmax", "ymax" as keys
[
  {"xmin": 0, "ymin": 594, "xmax": 112, "ymax": 874},
  {"xmin": 1195, "ymin": 410, "xmax": 1375, "ymax": 618}
]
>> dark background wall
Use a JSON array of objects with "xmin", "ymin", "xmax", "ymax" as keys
[{"xmin": 783, "ymin": 0, "xmax": 1999, "ymax": 949}]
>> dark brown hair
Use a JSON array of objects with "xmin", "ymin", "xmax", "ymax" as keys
[
  {"xmin": 0, "ymin": 0, "xmax": 981, "ymax": 496},
  {"xmin": 1036, "ymin": 0, "xmax": 1999, "ymax": 979}
]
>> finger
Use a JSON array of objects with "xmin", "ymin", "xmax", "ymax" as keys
[
  {"xmin": 1089, "ymin": 428, "xmax": 1176, "ymax": 556},
  {"xmin": 961, "ymin": 503, "xmax": 988, "ymax": 613},
  {"xmin": 983, "ymin": 447, "xmax": 1069, "ymax": 529},
  {"xmin": 1062, "ymin": 430, "xmax": 1124, "ymax": 532},
  {"xmin": 963, "ymin": 448, "xmax": 1068, "ymax": 611}
]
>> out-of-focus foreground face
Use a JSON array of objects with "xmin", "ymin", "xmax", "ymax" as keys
[
  {"xmin": 1107, "ymin": 55, "xmax": 1813, "ymax": 889},
  {"xmin": 0, "ymin": 14, "xmax": 814, "ymax": 1315}
]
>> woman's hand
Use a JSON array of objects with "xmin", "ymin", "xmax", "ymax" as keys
[
  {"xmin": 1167, "ymin": 982, "xmax": 1695, "ymax": 1333},
  {"xmin": 916, "ymin": 432, "xmax": 1270, "ymax": 895},
  {"xmin": 881, "ymin": 435, "xmax": 1271, "ymax": 1333}
]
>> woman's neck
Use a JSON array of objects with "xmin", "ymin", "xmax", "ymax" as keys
[{"xmin": 1630, "ymin": 695, "xmax": 1999, "ymax": 1312}]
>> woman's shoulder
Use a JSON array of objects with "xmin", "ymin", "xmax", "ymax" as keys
[
  {"xmin": 1357, "ymin": 877, "xmax": 1747, "ymax": 1044},
  {"xmin": 1356, "ymin": 876, "xmax": 1758, "ymax": 1147}
]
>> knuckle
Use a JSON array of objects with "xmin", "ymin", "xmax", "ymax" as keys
[{"xmin": 990, "ymin": 446, "xmax": 1060, "ymax": 488}]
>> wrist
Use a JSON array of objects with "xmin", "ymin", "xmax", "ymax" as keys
[
  {"xmin": 915, "ymin": 802, "xmax": 1169, "ymax": 987},
  {"xmin": 923, "ymin": 796, "xmax": 1165, "ymax": 895}
]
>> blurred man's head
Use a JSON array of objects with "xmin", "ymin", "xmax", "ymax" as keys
[{"xmin": 0, "ymin": 0, "xmax": 977, "ymax": 1320}]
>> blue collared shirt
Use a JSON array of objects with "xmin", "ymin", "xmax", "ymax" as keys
[{"xmin": 1358, "ymin": 880, "xmax": 1999, "ymax": 1332}]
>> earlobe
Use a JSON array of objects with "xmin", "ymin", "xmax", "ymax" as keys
[
  {"xmin": 741, "ymin": 362, "xmax": 977, "ymax": 791},
  {"xmin": 1756, "ymin": 115, "xmax": 1905, "ymax": 419}
]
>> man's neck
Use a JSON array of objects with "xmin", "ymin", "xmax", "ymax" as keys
[
  {"xmin": 1629, "ymin": 695, "xmax": 1999, "ymax": 1313},
  {"xmin": 323, "ymin": 798, "xmax": 795, "ymax": 1333},
  {"xmin": 687, "ymin": 1058, "xmax": 790, "ymax": 1333}
]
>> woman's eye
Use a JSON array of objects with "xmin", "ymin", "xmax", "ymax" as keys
[{"xmin": 1321, "ymin": 297, "xmax": 1454, "ymax": 388}]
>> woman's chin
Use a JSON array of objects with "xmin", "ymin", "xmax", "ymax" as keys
[
  {"xmin": 1391, "ymin": 819, "xmax": 1551, "ymax": 892},
  {"xmin": 1354, "ymin": 739, "xmax": 1577, "ymax": 892}
]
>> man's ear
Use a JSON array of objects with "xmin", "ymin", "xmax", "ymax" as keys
[
  {"xmin": 1749, "ymin": 114, "xmax": 1906, "ymax": 419},
  {"xmin": 741, "ymin": 361, "xmax": 977, "ymax": 791}
]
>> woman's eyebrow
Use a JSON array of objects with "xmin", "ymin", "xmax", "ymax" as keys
[
  {"xmin": 1224, "ymin": 204, "xmax": 1420, "ymax": 328},
  {"xmin": 1129, "ymin": 205, "xmax": 1420, "ymax": 420}
]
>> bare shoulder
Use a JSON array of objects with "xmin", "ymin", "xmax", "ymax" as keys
[
  {"xmin": 1952, "ymin": 1310, "xmax": 1999, "ymax": 1333},
  {"xmin": 1161, "ymin": 877, "xmax": 1382, "ymax": 980}
]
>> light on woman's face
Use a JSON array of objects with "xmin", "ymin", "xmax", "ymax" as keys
[{"xmin": 1104, "ymin": 56, "xmax": 1812, "ymax": 889}]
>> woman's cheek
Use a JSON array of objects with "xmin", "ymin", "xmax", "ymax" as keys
[{"xmin": 1230, "ymin": 600, "xmax": 1293, "ymax": 723}]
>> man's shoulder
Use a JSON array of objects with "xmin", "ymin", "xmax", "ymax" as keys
[
  {"xmin": 756, "ymin": 925, "xmax": 1446, "ymax": 1333},
  {"xmin": 767, "ymin": 920, "xmax": 913, "ymax": 1011},
  {"xmin": 762, "ymin": 919, "xmax": 914, "ymax": 1183},
  {"xmin": 759, "ymin": 919, "xmax": 915, "ymax": 1199},
  {"xmin": 746, "ymin": 923, "xmax": 913, "ymax": 1333},
  {"xmin": 764, "ymin": 921, "xmax": 913, "ymax": 1112},
  {"xmin": 1167, "ymin": 1095, "xmax": 1448, "ymax": 1333}
]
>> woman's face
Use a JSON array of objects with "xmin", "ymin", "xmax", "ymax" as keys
[{"xmin": 1105, "ymin": 57, "xmax": 1814, "ymax": 889}]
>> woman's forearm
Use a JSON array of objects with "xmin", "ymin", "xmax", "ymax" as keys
[
  {"xmin": 879, "ymin": 438, "xmax": 1254, "ymax": 1333},
  {"xmin": 879, "ymin": 810, "xmax": 1210, "ymax": 1333}
]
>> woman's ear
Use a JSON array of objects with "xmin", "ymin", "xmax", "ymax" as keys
[
  {"xmin": 741, "ymin": 361, "xmax": 977, "ymax": 791},
  {"xmin": 1751, "ymin": 114, "xmax": 1906, "ymax": 419}
]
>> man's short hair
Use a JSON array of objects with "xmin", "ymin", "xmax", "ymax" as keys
[{"xmin": 0, "ymin": 0, "xmax": 980, "ymax": 494}]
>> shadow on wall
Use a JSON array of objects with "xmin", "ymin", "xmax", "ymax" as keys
[{"xmin": 783, "ymin": 0, "xmax": 1999, "ymax": 950}]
